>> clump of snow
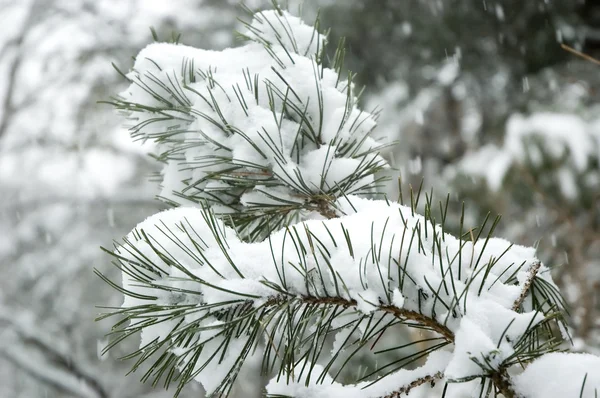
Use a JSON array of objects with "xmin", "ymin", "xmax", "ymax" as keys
[
  {"xmin": 392, "ymin": 288, "xmax": 405, "ymax": 308},
  {"xmin": 445, "ymin": 317, "xmax": 499, "ymax": 380},
  {"xmin": 437, "ymin": 61, "xmax": 459, "ymax": 86},
  {"xmin": 445, "ymin": 302, "xmax": 544, "ymax": 381},
  {"xmin": 512, "ymin": 352, "xmax": 600, "ymax": 398}
]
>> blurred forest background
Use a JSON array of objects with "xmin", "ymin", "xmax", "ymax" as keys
[{"xmin": 0, "ymin": 0, "xmax": 598, "ymax": 397}]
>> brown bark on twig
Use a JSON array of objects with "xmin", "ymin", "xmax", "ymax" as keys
[
  {"xmin": 512, "ymin": 261, "xmax": 542, "ymax": 311},
  {"xmin": 383, "ymin": 372, "xmax": 443, "ymax": 398},
  {"xmin": 561, "ymin": 44, "xmax": 600, "ymax": 66},
  {"xmin": 267, "ymin": 295, "xmax": 455, "ymax": 340}
]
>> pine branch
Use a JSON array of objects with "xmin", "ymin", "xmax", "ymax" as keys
[
  {"xmin": 561, "ymin": 43, "xmax": 600, "ymax": 66},
  {"xmin": 97, "ymin": 185, "xmax": 571, "ymax": 397},
  {"xmin": 100, "ymin": 193, "xmax": 565, "ymax": 396},
  {"xmin": 98, "ymin": 3, "xmax": 594, "ymax": 397},
  {"xmin": 491, "ymin": 368, "xmax": 515, "ymax": 398},
  {"xmin": 266, "ymin": 295, "xmax": 454, "ymax": 341}
]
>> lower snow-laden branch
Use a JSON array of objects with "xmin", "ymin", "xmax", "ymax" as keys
[{"xmin": 98, "ymin": 195, "xmax": 597, "ymax": 397}]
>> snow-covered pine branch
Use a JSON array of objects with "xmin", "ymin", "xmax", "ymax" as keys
[
  {"xmin": 102, "ymin": 194, "xmax": 577, "ymax": 397},
  {"xmin": 99, "ymin": 5, "xmax": 600, "ymax": 398},
  {"xmin": 107, "ymin": 7, "xmax": 388, "ymax": 242}
]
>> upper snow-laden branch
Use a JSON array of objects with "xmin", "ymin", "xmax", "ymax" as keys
[
  {"xmin": 102, "ymin": 195, "xmax": 575, "ymax": 397},
  {"xmin": 110, "ymin": 9, "xmax": 387, "ymax": 241}
]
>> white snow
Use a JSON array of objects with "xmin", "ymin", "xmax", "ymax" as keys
[
  {"xmin": 392, "ymin": 288, "xmax": 405, "ymax": 308},
  {"xmin": 513, "ymin": 352, "xmax": 600, "ymax": 398}
]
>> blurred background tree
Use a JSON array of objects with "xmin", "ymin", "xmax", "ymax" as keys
[
  {"xmin": 0, "ymin": 1, "xmax": 269, "ymax": 397},
  {"xmin": 317, "ymin": 0, "xmax": 600, "ymax": 354},
  {"xmin": 0, "ymin": 0, "xmax": 598, "ymax": 397}
]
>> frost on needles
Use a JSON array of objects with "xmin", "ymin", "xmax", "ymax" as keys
[{"xmin": 99, "ymin": 7, "xmax": 600, "ymax": 398}]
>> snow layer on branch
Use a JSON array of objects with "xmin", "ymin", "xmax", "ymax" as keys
[
  {"xmin": 512, "ymin": 352, "xmax": 600, "ymax": 398},
  {"xmin": 117, "ymin": 10, "xmax": 385, "ymax": 230},
  {"xmin": 122, "ymin": 195, "xmax": 538, "ymax": 315},
  {"xmin": 116, "ymin": 195, "xmax": 566, "ymax": 395}
]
